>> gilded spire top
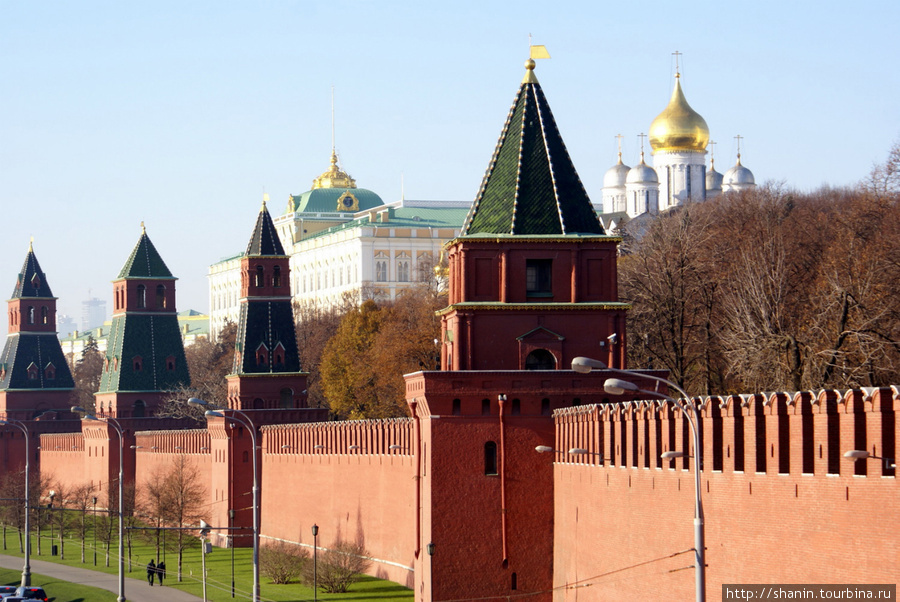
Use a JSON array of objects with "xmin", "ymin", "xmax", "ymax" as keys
[
  {"xmin": 141, "ymin": 221, "xmax": 146, "ymax": 234},
  {"xmin": 262, "ymin": 192, "xmax": 269, "ymax": 210},
  {"xmin": 28, "ymin": 237, "xmax": 33, "ymax": 252}
]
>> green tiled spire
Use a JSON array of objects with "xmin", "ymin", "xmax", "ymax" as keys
[
  {"xmin": 246, "ymin": 199, "xmax": 286, "ymax": 256},
  {"xmin": 11, "ymin": 241, "xmax": 54, "ymax": 299},
  {"xmin": 463, "ymin": 60, "xmax": 604, "ymax": 236},
  {"xmin": 117, "ymin": 225, "xmax": 174, "ymax": 279}
]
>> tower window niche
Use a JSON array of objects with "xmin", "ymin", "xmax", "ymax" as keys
[
  {"xmin": 525, "ymin": 259, "xmax": 552, "ymax": 295},
  {"xmin": 255, "ymin": 265, "xmax": 265, "ymax": 288},
  {"xmin": 484, "ymin": 441, "xmax": 498, "ymax": 475},
  {"xmin": 137, "ymin": 285, "xmax": 146, "ymax": 309},
  {"xmin": 156, "ymin": 285, "xmax": 166, "ymax": 308}
]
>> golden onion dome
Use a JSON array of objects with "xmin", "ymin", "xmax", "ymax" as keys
[
  {"xmin": 649, "ymin": 74, "xmax": 709, "ymax": 152},
  {"xmin": 312, "ymin": 150, "xmax": 357, "ymax": 190}
]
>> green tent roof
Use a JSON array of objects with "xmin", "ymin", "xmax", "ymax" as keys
[
  {"xmin": 117, "ymin": 230, "xmax": 175, "ymax": 279},
  {"xmin": 463, "ymin": 62, "xmax": 604, "ymax": 236}
]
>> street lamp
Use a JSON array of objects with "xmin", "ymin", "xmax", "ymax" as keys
[
  {"xmin": 229, "ymin": 508, "xmax": 235, "ymax": 598},
  {"xmin": 0, "ymin": 418, "xmax": 33, "ymax": 586},
  {"xmin": 72, "ymin": 406, "xmax": 126, "ymax": 602},
  {"xmin": 48, "ymin": 491, "xmax": 55, "ymax": 555},
  {"xmin": 426, "ymin": 541, "xmax": 435, "ymax": 602},
  {"xmin": 189, "ymin": 398, "xmax": 260, "ymax": 602},
  {"xmin": 843, "ymin": 450, "xmax": 896, "ymax": 471},
  {"xmin": 311, "ymin": 524, "xmax": 319, "ymax": 602},
  {"xmin": 571, "ymin": 357, "xmax": 706, "ymax": 602},
  {"xmin": 92, "ymin": 496, "xmax": 98, "ymax": 566}
]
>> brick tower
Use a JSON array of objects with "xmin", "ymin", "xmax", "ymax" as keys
[
  {"xmin": 226, "ymin": 198, "xmax": 308, "ymax": 410},
  {"xmin": 206, "ymin": 199, "xmax": 320, "ymax": 549},
  {"xmin": 0, "ymin": 241, "xmax": 75, "ymax": 420},
  {"xmin": 407, "ymin": 56, "xmax": 630, "ymax": 602},
  {"xmin": 95, "ymin": 225, "xmax": 190, "ymax": 418}
]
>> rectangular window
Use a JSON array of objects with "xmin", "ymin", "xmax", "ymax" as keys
[{"xmin": 526, "ymin": 259, "xmax": 552, "ymax": 295}]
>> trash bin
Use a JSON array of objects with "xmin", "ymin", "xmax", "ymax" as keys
[{"xmin": 51, "ymin": 545, "xmax": 58, "ymax": 556}]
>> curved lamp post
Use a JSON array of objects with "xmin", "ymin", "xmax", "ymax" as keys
[
  {"xmin": 0, "ymin": 419, "xmax": 33, "ymax": 586},
  {"xmin": 71, "ymin": 406, "xmax": 126, "ymax": 602},
  {"xmin": 189, "ymin": 398, "xmax": 260, "ymax": 602},
  {"xmin": 571, "ymin": 357, "xmax": 706, "ymax": 602}
]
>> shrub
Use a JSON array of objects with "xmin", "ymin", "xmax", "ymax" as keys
[
  {"xmin": 260, "ymin": 540, "xmax": 309, "ymax": 584},
  {"xmin": 309, "ymin": 539, "xmax": 372, "ymax": 593}
]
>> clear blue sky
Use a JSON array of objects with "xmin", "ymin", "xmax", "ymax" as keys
[{"xmin": 1, "ymin": 0, "xmax": 898, "ymax": 340}]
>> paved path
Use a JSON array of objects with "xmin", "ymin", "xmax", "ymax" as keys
[{"xmin": 0, "ymin": 555, "xmax": 203, "ymax": 602}]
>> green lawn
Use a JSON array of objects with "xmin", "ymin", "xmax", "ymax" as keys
[
  {"xmin": 0, "ymin": 528, "xmax": 413, "ymax": 602},
  {"xmin": 0, "ymin": 567, "xmax": 119, "ymax": 601}
]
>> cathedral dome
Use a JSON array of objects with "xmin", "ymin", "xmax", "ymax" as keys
[
  {"xmin": 649, "ymin": 74, "xmax": 709, "ymax": 153},
  {"xmin": 603, "ymin": 155, "xmax": 631, "ymax": 188},
  {"xmin": 723, "ymin": 155, "xmax": 755, "ymax": 188},
  {"xmin": 626, "ymin": 156, "xmax": 658, "ymax": 185},
  {"xmin": 706, "ymin": 159, "xmax": 724, "ymax": 193}
]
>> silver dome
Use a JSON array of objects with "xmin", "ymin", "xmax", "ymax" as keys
[
  {"xmin": 626, "ymin": 160, "xmax": 658, "ymax": 185},
  {"xmin": 724, "ymin": 158, "xmax": 755, "ymax": 187},
  {"xmin": 603, "ymin": 159, "xmax": 631, "ymax": 189},
  {"xmin": 706, "ymin": 166, "xmax": 724, "ymax": 192}
]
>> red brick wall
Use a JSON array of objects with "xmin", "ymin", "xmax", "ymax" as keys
[
  {"xmin": 260, "ymin": 419, "xmax": 417, "ymax": 588},
  {"xmin": 552, "ymin": 388, "xmax": 899, "ymax": 601}
]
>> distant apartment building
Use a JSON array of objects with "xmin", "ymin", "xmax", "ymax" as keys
[{"xmin": 80, "ymin": 295, "xmax": 107, "ymax": 330}]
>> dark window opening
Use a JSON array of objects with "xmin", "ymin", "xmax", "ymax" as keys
[
  {"xmin": 156, "ymin": 285, "xmax": 166, "ymax": 308},
  {"xmin": 481, "ymin": 399, "xmax": 490, "ymax": 416},
  {"xmin": 41, "ymin": 307, "xmax": 48, "ymax": 325},
  {"xmin": 280, "ymin": 388, "xmax": 293, "ymax": 408},
  {"xmin": 133, "ymin": 400, "xmax": 146, "ymax": 418},
  {"xmin": 452, "ymin": 399, "xmax": 461, "ymax": 416},
  {"xmin": 133, "ymin": 357, "xmax": 142, "ymax": 372},
  {"xmin": 525, "ymin": 259, "xmax": 552, "ymax": 294},
  {"xmin": 137, "ymin": 285, "xmax": 146, "ymax": 309},
  {"xmin": 255, "ymin": 265, "xmax": 265, "ymax": 288},
  {"xmin": 484, "ymin": 441, "xmax": 498, "ymax": 475},
  {"xmin": 541, "ymin": 399, "xmax": 551, "ymax": 416},
  {"xmin": 511, "ymin": 573, "xmax": 517, "ymax": 591},
  {"xmin": 273, "ymin": 266, "xmax": 282, "ymax": 288},
  {"xmin": 525, "ymin": 349, "xmax": 556, "ymax": 371},
  {"xmin": 511, "ymin": 399, "xmax": 521, "ymax": 416}
]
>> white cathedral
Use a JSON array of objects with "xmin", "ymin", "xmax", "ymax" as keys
[{"xmin": 600, "ymin": 70, "xmax": 756, "ymax": 225}]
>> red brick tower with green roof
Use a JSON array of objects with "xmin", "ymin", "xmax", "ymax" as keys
[
  {"xmin": 226, "ymin": 199, "xmax": 309, "ymax": 410},
  {"xmin": 95, "ymin": 225, "xmax": 190, "ymax": 418},
  {"xmin": 0, "ymin": 241, "xmax": 75, "ymax": 420},
  {"xmin": 440, "ymin": 58, "xmax": 629, "ymax": 372}
]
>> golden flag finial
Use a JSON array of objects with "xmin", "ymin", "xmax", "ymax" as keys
[
  {"xmin": 530, "ymin": 44, "xmax": 550, "ymax": 60},
  {"xmin": 141, "ymin": 221, "xmax": 146, "ymax": 234},
  {"xmin": 29, "ymin": 236, "xmax": 34, "ymax": 252},
  {"xmin": 262, "ymin": 191, "xmax": 269, "ymax": 209}
]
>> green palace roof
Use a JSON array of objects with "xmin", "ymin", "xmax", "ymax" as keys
[
  {"xmin": 462, "ymin": 59, "xmax": 604, "ymax": 236},
  {"xmin": 287, "ymin": 187, "xmax": 384, "ymax": 214},
  {"xmin": 301, "ymin": 203, "xmax": 470, "ymax": 242}
]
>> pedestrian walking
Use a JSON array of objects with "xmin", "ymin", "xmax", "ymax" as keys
[
  {"xmin": 147, "ymin": 559, "xmax": 156, "ymax": 586},
  {"xmin": 158, "ymin": 560, "xmax": 166, "ymax": 585}
]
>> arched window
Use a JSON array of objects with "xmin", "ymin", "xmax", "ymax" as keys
[
  {"xmin": 279, "ymin": 388, "xmax": 293, "ymax": 408},
  {"xmin": 484, "ymin": 441, "xmax": 498, "ymax": 475},
  {"xmin": 256, "ymin": 343, "xmax": 268, "ymax": 367},
  {"xmin": 273, "ymin": 266, "xmax": 282, "ymax": 288},
  {"xmin": 133, "ymin": 356, "xmax": 143, "ymax": 372},
  {"xmin": 44, "ymin": 363, "xmax": 56, "ymax": 380},
  {"xmin": 133, "ymin": 400, "xmax": 146, "ymax": 418},
  {"xmin": 156, "ymin": 285, "xmax": 166, "ymax": 308},
  {"xmin": 40, "ymin": 307, "xmax": 48, "ymax": 325},
  {"xmin": 28, "ymin": 306, "xmax": 35, "ymax": 324},
  {"xmin": 525, "ymin": 349, "xmax": 556, "ymax": 370},
  {"xmin": 376, "ymin": 261, "xmax": 387, "ymax": 282},
  {"xmin": 255, "ymin": 265, "xmax": 265, "ymax": 287},
  {"xmin": 137, "ymin": 285, "xmax": 146, "ymax": 308}
]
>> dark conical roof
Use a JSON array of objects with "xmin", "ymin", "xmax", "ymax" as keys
[
  {"xmin": 117, "ymin": 227, "xmax": 174, "ymax": 279},
  {"xmin": 246, "ymin": 201, "xmax": 286, "ymax": 256},
  {"xmin": 11, "ymin": 243, "xmax": 54, "ymax": 299},
  {"xmin": 463, "ymin": 61, "xmax": 604, "ymax": 236}
]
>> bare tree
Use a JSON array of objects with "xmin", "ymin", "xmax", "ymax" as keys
[
  {"xmin": 312, "ymin": 538, "xmax": 372, "ymax": 593},
  {"xmin": 67, "ymin": 484, "xmax": 95, "ymax": 564},
  {"xmin": 158, "ymin": 455, "xmax": 207, "ymax": 582}
]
